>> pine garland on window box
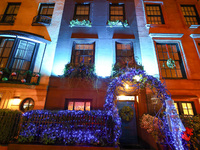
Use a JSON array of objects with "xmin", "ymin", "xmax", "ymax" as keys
[
  {"xmin": 70, "ymin": 19, "xmax": 92, "ymax": 27},
  {"xmin": 108, "ymin": 20, "xmax": 128, "ymax": 27}
]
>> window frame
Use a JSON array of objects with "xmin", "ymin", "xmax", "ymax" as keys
[
  {"xmin": 19, "ymin": 98, "xmax": 35, "ymax": 112},
  {"xmin": 0, "ymin": 37, "xmax": 39, "ymax": 80},
  {"xmin": 145, "ymin": 4, "xmax": 165, "ymax": 25},
  {"xmin": 73, "ymin": 3, "xmax": 90, "ymax": 21},
  {"xmin": 174, "ymin": 101, "xmax": 196, "ymax": 116},
  {"xmin": 71, "ymin": 42, "xmax": 95, "ymax": 65},
  {"xmin": 180, "ymin": 5, "xmax": 200, "ymax": 26},
  {"xmin": 155, "ymin": 42, "xmax": 187, "ymax": 79},
  {"xmin": 115, "ymin": 42, "xmax": 134, "ymax": 65},
  {"xmin": 65, "ymin": 99, "xmax": 92, "ymax": 111},
  {"xmin": 0, "ymin": 3, "xmax": 21, "ymax": 24},
  {"xmin": 109, "ymin": 3, "xmax": 125, "ymax": 22},
  {"xmin": 38, "ymin": 3, "xmax": 55, "ymax": 18}
]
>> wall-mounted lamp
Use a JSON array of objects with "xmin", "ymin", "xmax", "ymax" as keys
[
  {"xmin": 12, "ymin": 96, "xmax": 21, "ymax": 105},
  {"xmin": 151, "ymin": 95, "xmax": 159, "ymax": 105}
]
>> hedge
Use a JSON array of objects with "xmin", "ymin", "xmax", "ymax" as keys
[
  {"xmin": 0, "ymin": 109, "xmax": 22, "ymax": 144},
  {"xmin": 18, "ymin": 110, "xmax": 116, "ymax": 146}
]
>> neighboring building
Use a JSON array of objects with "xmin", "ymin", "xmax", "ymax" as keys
[
  {"xmin": 135, "ymin": 0, "xmax": 200, "ymax": 117},
  {"xmin": 0, "ymin": 0, "xmax": 64, "ymax": 112}
]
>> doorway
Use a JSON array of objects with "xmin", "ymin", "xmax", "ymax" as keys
[{"xmin": 117, "ymin": 96, "xmax": 138, "ymax": 145}]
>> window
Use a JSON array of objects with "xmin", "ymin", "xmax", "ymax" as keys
[
  {"xmin": 74, "ymin": 4, "xmax": 90, "ymax": 21},
  {"xmin": 0, "ymin": 37, "xmax": 38, "ymax": 81},
  {"xmin": 65, "ymin": 99, "xmax": 91, "ymax": 111},
  {"xmin": 174, "ymin": 102, "xmax": 179, "ymax": 114},
  {"xmin": 181, "ymin": 5, "xmax": 200, "ymax": 25},
  {"xmin": 156, "ymin": 43, "xmax": 186, "ymax": 78},
  {"xmin": 109, "ymin": 4, "xmax": 125, "ymax": 21},
  {"xmin": 116, "ymin": 42, "xmax": 134, "ymax": 64},
  {"xmin": 20, "ymin": 98, "xmax": 34, "ymax": 112},
  {"xmin": 0, "ymin": 3, "xmax": 21, "ymax": 24},
  {"xmin": 71, "ymin": 42, "xmax": 95, "ymax": 65},
  {"xmin": 174, "ymin": 102, "xmax": 196, "ymax": 116},
  {"xmin": 145, "ymin": 4, "xmax": 164, "ymax": 24},
  {"xmin": 32, "ymin": 3, "xmax": 55, "ymax": 25}
]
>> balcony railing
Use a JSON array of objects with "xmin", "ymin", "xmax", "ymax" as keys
[
  {"xmin": 0, "ymin": 14, "xmax": 16, "ymax": 25},
  {"xmin": 0, "ymin": 68, "xmax": 40, "ymax": 85},
  {"xmin": 32, "ymin": 15, "xmax": 52, "ymax": 26}
]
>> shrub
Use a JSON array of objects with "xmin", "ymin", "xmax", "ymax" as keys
[{"xmin": 0, "ymin": 109, "xmax": 22, "ymax": 144}]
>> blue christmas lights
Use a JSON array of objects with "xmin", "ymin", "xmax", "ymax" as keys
[
  {"xmin": 104, "ymin": 68, "xmax": 185, "ymax": 149},
  {"xmin": 18, "ymin": 68, "xmax": 186, "ymax": 149}
]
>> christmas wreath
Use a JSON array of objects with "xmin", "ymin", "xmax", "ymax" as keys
[
  {"xmin": 167, "ymin": 58, "xmax": 176, "ymax": 69},
  {"xmin": 119, "ymin": 106, "xmax": 134, "ymax": 122}
]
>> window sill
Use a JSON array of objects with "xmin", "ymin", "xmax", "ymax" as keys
[
  {"xmin": 0, "ymin": 22, "xmax": 14, "ymax": 25},
  {"xmin": 145, "ymin": 24, "xmax": 168, "ymax": 29},
  {"xmin": 69, "ymin": 25, "xmax": 92, "ymax": 28},
  {"xmin": 106, "ymin": 25, "xmax": 130, "ymax": 28},
  {"xmin": 189, "ymin": 24, "xmax": 200, "ymax": 29}
]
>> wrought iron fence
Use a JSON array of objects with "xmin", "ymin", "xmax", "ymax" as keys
[
  {"xmin": 0, "ymin": 14, "xmax": 16, "ymax": 24},
  {"xmin": 0, "ymin": 68, "xmax": 40, "ymax": 85},
  {"xmin": 32, "ymin": 15, "xmax": 52, "ymax": 26},
  {"xmin": 18, "ymin": 110, "xmax": 115, "ymax": 146}
]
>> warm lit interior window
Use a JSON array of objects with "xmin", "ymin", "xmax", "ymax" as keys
[
  {"xmin": 145, "ymin": 4, "xmax": 164, "ymax": 24},
  {"xmin": 110, "ymin": 4, "xmax": 124, "ymax": 21},
  {"xmin": 182, "ymin": 103, "xmax": 194, "ymax": 116},
  {"xmin": 181, "ymin": 5, "xmax": 200, "ymax": 25},
  {"xmin": 71, "ymin": 43, "xmax": 94, "ymax": 65},
  {"xmin": 116, "ymin": 42, "xmax": 134, "ymax": 64},
  {"xmin": 174, "ymin": 102, "xmax": 179, "ymax": 114},
  {"xmin": 74, "ymin": 4, "xmax": 90, "ymax": 21},
  {"xmin": 156, "ymin": 43, "xmax": 186, "ymax": 78},
  {"xmin": 67, "ymin": 100, "xmax": 91, "ymax": 111},
  {"xmin": 1, "ymin": 3, "xmax": 21, "ymax": 24}
]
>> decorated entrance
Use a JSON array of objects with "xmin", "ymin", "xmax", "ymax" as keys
[{"xmin": 104, "ymin": 68, "xmax": 186, "ymax": 149}]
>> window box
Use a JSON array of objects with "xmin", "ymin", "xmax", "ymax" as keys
[
  {"xmin": 0, "ymin": 68, "xmax": 40, "ymax": 85},
  {"xmin": 107, "ymin": 20, "xmax": 129, "ymax": 27},
  {"xmin": 32, "ymin": 3, "xmax": 55, "ymax": 26},
  {"xmin": 69, "ymin": 19, "xmax": 92, "ymax": 27}
]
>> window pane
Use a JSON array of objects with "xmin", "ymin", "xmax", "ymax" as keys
[
  {"xmin": 174, "ymin": 103, "xmax": 179, "ymax": 114},
  {"xmin": 0, "ymin": 38, "xmax": 14, "ymax": 68},
  {"xmin": 145, "ymin": 4, "xmax": 164, "ymax": 24},
  {"xmin": 74, "ymin": 4, "xmax": 90, "ymax": 21},
  {"xmin": 72, "ymin": 43, "xmax": 94, "ymax": 64},
  {"xmin": 39, "ymin": 4, "xmax": 55, "ymax": 16},
  {"xmin": 181, "ymin": 5, "xmax": 199, "ymax": 25},
  {"xmin": 85, "ymin": 102, "xmax": 90, "ymax": 111},
  {"xmin": 68, "ymin": 102, "xmax": 73, "ymax": 110},
  {"xmin": 110, "ymin": 4, "xmax": 124, "ymax": 21},
  {"xmin": 156, "ymin": 43, "xmax": 185, "ymax": 78},
  {"xmin": 12, "ymin": 40, "xmax": 35, "ymax": 71},
  {"xmin": 74, "ymin": 102, "xmax": 84, "ymax": 111},
  {"xmin": 116, "ymin": 43, "xmax": 134, "ymax": 64}
]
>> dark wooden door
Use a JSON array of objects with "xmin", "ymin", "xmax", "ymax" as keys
[{"xmin": 117, "ymin": 101, "xmax": 138, "ymax": 145}]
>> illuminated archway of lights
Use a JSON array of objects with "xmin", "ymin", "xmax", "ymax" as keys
[{"xmin": 104, "ymin": 68, "xmax": 185, "ymax": 150}]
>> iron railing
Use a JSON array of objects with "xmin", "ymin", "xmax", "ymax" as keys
[
  {"xmin": 32, "ymin": 15, "xmax": 52, "ymax": 26},
  {"xmin": 0, "ymin": 68, "xmax": 40, "ymax": 85},
  {"xmin": 0, "ymin": 14, "xmax": 16, "ymax": 25}
]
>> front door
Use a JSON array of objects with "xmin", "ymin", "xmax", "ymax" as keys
[{"xmin": 117, "ymin": 100, "xmax": 138, "ymax": 145}]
